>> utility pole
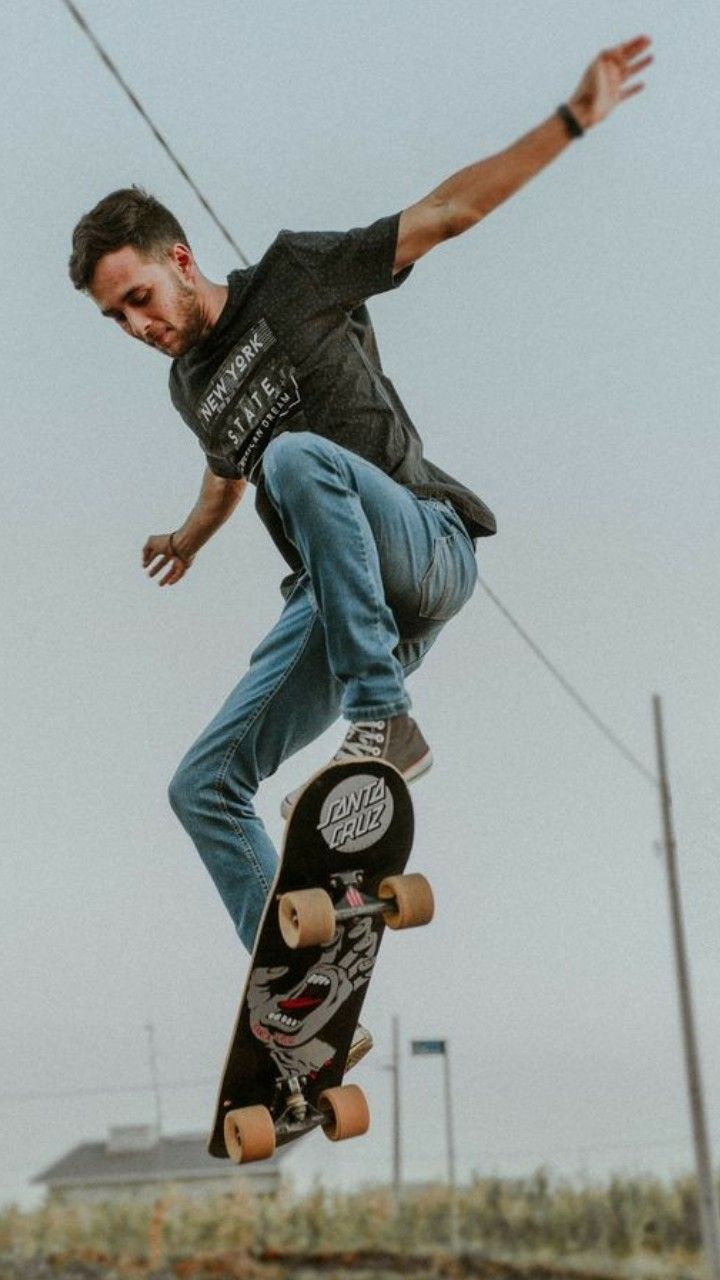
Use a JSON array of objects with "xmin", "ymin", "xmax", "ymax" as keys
[
  {"xmin": 442, "ymin": 1042, "xmax": 459, "ymax": 1253},
  {"xmin": 653, "ymin": 695, "xmax": 720, "ymax": 1280},
  {"xmin": 144, "ymin": 1021, "xmax": 163, "ymax": 1136},
  {"xmin": 391, "ymin": 1015, "xmax": 402, "ymax": 1199},
  {"xmin": 411, "ymin": 1038, "xmax": 459, "ymax": 1251}
]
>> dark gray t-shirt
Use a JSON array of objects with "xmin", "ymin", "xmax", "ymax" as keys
[{"xmin": 169, "ymin": 212, "xmax": 496, "ymax": 572}]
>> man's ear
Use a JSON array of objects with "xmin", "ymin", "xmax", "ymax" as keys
[{"xmin": 170, "ymin": 242, "xmax": 194, "ymax": 278}]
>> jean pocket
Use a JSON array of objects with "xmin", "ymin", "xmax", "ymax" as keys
[{"xmin": 419, "ymin": 532, "xmax": 476, "ymax": 622}]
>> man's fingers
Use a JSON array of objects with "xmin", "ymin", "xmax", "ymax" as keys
[
  {"xmin": 619, "ymin": 82, "xmax": 646, "ymax": 102},
  {"xmin": 159, "ymin": 561, "xmax": 185, "ymax": 587},
  {"xmin": 143, "ymin": 540, "xmax": 167, "ymax": 568},
  {"xmin": 142, "ymin": 535, "xmax": 192, "ymax": 584},
  {"xmin": 147, "ymin": 554, "xmax": 170, "ymax": 578},
  {"xmin": 624, "ymin": 54, "xmax": 653, "ymax": 80},
  {"xmin": 618, "ymin": 34, "xmax": 652, "ymax": 59}
]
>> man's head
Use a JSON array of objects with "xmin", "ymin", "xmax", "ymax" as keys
[{"xmin": 69, "ymin": 186, "xmax": 213, "ymax": 357}]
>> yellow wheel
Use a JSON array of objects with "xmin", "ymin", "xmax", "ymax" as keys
[
  {"xmin": 319, "ymin": 1083, "xmax": 370, "ymax": 1141},
  {"xmin": 278, "ymin": 887, "xmax": 336, "ymax": 948},
  {"xmin": 223, "ymin": 1104, "xmax": 276, "ymax": 1164},
  {"xmin": 378, "ymin": 873, "xmax": 435, "ymax": 930}
]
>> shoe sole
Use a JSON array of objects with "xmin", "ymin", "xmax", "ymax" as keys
[
  {"xmin": 401, "ymin": 748, "xmax": 434, "ymax": 783},
  {"xmin": 280, "ymin": 750, "xmax": 434, "ymax": 821}
]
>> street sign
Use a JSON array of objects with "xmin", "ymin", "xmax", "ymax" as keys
[{"xmin": 411, "ymin": 1039, "xmax": 446, "ymax": 1055}]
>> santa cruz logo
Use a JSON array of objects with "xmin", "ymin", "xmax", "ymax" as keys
[{"xmin": 317, "ymin": 774, "xmax": 394, "ymax": 852}]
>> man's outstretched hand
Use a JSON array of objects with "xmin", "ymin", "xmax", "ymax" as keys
[
  {"xmin": 569, "ymin": 35, "xmax": 653, "ymax": 130},
  {"xmin": 142, "ymin": 533, "xmax": 195, "ymax": 587}
]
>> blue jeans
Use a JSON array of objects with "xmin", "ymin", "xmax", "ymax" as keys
[{"xmin": 168, "ymin": 432, "xmax": 478, "ymax": 951}]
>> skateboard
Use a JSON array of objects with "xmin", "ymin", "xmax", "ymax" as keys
[{"xmin": 208, "ymin": 758, "xmax": 434, "ymax": 1163}]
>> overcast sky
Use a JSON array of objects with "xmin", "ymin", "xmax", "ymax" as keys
[{"xmin": 3, "ymin": 1, "xmax": 720, "ymax": 1208}]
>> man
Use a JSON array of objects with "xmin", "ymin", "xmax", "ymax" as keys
[{"xmin": 69, "ymin": 36, "xmax": 651, "ymax": 1066}]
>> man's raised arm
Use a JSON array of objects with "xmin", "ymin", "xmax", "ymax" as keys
[
  {"xmin": 394, "ymin": 35, "xmax": 653, "ymax": 274},
  {"xmin": 143, "ymin": 467, "xmax": 247, "ymax": 587}
]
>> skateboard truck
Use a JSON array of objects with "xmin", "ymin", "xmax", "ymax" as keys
[
  {"xmin": 223, "ymin": 1077, "xmax": 372, "ymax": 1163},
  {"xmin": 330, "ymin": 871, "xmax": 388, "ymax": 923},
  {"xmin": 274, "ymin": 1073, "xmax": 322, "ymax": 1140},
  {"xmin": 278, "ymin": 870, "xmax": 434, "ymax": 949}
]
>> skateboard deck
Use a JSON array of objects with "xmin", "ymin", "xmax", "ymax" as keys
[{"xmin": 209, "ymin": 758, "xmax": 432, "ymax": 1163}]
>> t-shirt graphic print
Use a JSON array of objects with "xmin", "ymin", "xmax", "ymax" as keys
[{"xmin": 194, "ymin": 318, "xmax": 301, "ymax": 481}]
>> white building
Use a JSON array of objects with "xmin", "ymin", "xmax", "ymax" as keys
[{"xmin": 32, "ymin": 1125, "xmax": 283, "ymax": 1206}]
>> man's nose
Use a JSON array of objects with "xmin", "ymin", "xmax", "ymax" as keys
[{"xmin": 127, "ymin": 310, "xmax": 150, "ymax": 341}]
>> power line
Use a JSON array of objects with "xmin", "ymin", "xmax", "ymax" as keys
[
  {"xmin": 0, "ymin": 1072, "xmax": 703, "ymax": 1169},
  {"xmin": 477, "ymin": 575, "xmax": 658, "ymax": 788},
  {"xmin": 59, "ymin": 0, "xmax": 250, "ymax": 267},
  {"xmin": 1, "ymin": 1075, "xmax": 695, "ymax": 1162},
  {"xmin": 0, "ymin": 1079, "xmax": 213, "ymax": 1105},
  {"xmin": 0, "ymin": 1131, "xmax": 702, "ymax": 1180},
  {"xmin": 477, "ymin": 1133, "xmax": 697, "ymax": 1164}
]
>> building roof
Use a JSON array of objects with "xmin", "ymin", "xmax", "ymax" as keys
[{"xmin": 32, "ymin": 1128, "xmax": 282, "ymax": 1188}]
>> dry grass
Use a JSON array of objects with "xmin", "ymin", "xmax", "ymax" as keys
[{"xmin": 0, "ymin": 1171, "xmax": 707, "ymax": 1279}]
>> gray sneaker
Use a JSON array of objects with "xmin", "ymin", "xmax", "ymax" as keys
[
  {"xmin": 345, "ymin": 1023, "xmax": 373, "ymax": 1073},
  {"xmin": 280, "ymin": 713, "xmax": 433, "ymax": 819}
]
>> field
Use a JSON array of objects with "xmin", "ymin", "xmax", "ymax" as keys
[{"xmin": 0, "ymin": 1173, "xmax": 708, "ymax": 1280}]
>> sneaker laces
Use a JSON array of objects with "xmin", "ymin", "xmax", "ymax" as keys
[{"xmin": 335, "ymin": 720, "xmax": 387, "ymax": 761}]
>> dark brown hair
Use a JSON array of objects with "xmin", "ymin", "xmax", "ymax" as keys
[{"xmin": 68, "ymin": 186, "xmax": 190, "ymax": 291}]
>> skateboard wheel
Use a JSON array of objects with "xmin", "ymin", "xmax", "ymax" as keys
[
  {"xmin": 378, "ymin": 873, "xmax": 435, "ymax": 930},
  {"xmin": 278, "ymin": 888, "xmax": 336, "ymax": 949},
  {"xmin": 318, "ymin": 1084, "xmax": 370, "ymax": 1141},
  {"xmin": 223, "ymin": 1104, "xmax": 276, "ymax": 1164}
]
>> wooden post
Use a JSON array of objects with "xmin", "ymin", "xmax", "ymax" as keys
[{"xmin": 147, "ymin": 1197, "xmax": 166, "ymax": 1270}]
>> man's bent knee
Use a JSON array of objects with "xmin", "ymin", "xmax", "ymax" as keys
[
  {"xmin": 263, "ymin": 431, "xmax": 334, "ymax": 500},
  {"xmin": 168, "ymin": 757, "xmax": 196, "ymax": 829},
  {"xmin": 168, "ymin": 744, "xmax": 261, "ymax": 834}
]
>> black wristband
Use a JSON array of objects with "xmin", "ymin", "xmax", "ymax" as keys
[{"xmin": 557, "ymin": 103, "xmax": 584, "ymax": 138}]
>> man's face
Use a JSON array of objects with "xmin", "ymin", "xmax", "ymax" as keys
[{"xmin": 89, "ymin": 244, "xmax": 207, "ymax": 358}]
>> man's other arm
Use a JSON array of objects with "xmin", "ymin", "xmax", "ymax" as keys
[
  {"xmin": 394, "ymin": 35, "xmax": 652, "ymax": 274},
  {"xmin": 143, "ymin": 466, "xmax": 247, "ymax": 587}
]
